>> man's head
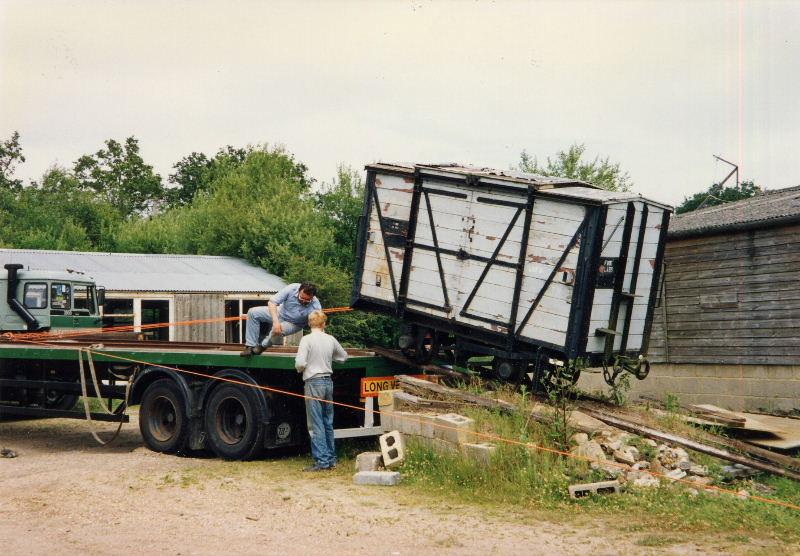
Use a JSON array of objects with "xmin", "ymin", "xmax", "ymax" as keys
[
  {"xmin": 298, "ymin": 282, "xmax": 317, "ymax": 305},
  {"xmin": 308, "ymin": 310, "xmax": 327, "ymax": 329}
]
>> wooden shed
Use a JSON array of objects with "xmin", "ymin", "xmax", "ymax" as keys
[
  {"xmin": 0, "ymin": 249, "xmax": 286, "ymax": 344},
  {"xmin": 579, "ymin": 186, "xmax": 800, "ymax": 413}
]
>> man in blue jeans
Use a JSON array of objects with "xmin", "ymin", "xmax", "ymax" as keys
[
  {"xmin": 240, "ymin": 282, "xmax": 322, "ymax": 356},
  {"xmin": 294, "ymin": 310, "xmax": 348, "ymax": 471}
]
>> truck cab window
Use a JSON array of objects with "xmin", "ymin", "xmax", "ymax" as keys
[
  {"xmin": 23, "ymin": 283, "xmax": 47, "ymax": 309},
  {"xmin": 50, "ymin": 283, "xmax": 71, "ymax": 310},
  {"xmin": 73, "ymin": 284, "xmax": 96, "ymax": 314}
]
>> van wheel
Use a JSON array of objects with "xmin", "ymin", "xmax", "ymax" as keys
[
  {"xmin": 139, "ymin": 379, "xmax": 189, "ymax": 454},
  {"xmin": 205, "ymin": 384, "xmax": 266, "ymax": 460},
  {"xmin": 492, "ymin": 358, "xmax": 522, "ymax": 382}
]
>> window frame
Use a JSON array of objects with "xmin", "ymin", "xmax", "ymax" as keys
[
  {"xmin": 23, "ymin": 282, "xmax": 48, "ymax": 309},
  {"xmin": 50, "ymin": 282, "xmax": 72, "ymax": 310}
]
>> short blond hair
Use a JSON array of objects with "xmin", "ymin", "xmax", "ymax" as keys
[{"xmin": 308, "ymin": 310, "xmax": 327, "ymax": 329}]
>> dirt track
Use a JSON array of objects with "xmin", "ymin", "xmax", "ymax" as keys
[{"xmin": 0, "ymin": 414, "xmax": 778, "ymax": 555}]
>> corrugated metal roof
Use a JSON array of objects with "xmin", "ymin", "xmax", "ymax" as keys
[
  {"xmin": 669, "ymin": 185, "xmax": 800, "ymax": 238},
  {"xmin": 0, "ymin": 249, "xmax": 286, "ymax": 293}
]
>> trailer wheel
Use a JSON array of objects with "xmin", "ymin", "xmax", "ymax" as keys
[
  {"xmin": 205, "ymin": 384, "xmax": 265, "ymax": 460},
  {"xmin": 139, "ymin": 379, "xmax": 189, "ymax": 454}
]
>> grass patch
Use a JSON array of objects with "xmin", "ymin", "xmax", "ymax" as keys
[
  {"xmin": 635, "ymin": 534, "xmax": 681, "ymax": 547},
  {"xmin": 77, "ymin": 396, "xmax": 124, "ymax": 413},
  {"xmin": 399, "ymin": 402, "xmax": 800, "ymax": 543}
]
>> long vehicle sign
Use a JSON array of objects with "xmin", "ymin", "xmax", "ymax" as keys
[{"xmin": 360, "ymin": 375, "xmax": 427, "ymax": 397}]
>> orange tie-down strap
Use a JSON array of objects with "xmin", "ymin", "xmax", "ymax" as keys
[{"xmin": 1, "ymin": 307, "xmax": 354, "ymax": 342}]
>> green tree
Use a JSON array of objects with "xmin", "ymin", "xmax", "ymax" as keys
[
  {"xmin": 314, "ymin": 165, "xmax": 365, "ymax": 271},
  {"xmin": 0, "ymin": 165, "xmax": 123, "ymax": 251},
  {"xmin": 0, "ymin": 131, "xmax": 26, "ymax": 191},
  {"xmin": 518, "ymin": 143, "xmax": 631, "ymax": 191},
  {"xmin": 114, "ymin": 148, "xmax": 394, "ymax": 347},
  {"xmin": 74, "ymin": 137, "xmax": 164, "ymax": 216},
  {"xmin": 33, "ymin": 166, "xmax": 123, "ymax": 248},
  {"xmin": 166, "ymin": 145, "xmax": 312, "ymax": 208},
  {"xmin": 675, "ymin": 180, "xmax": 761, "ymax": 214}
]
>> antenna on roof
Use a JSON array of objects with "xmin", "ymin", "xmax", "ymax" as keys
[{"xmin": 713, "ymin": 155, "xmax": 739, "ymax": 189}]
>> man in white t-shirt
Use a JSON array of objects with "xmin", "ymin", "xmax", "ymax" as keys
[{"xmin": 294, "ymin": 310, "xmax": 348, "ymax": 471}]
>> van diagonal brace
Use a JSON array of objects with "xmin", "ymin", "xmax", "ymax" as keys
[
  {"xmin": 514, "ymin": 214, "xmax": 589, "ymax": 338},
  {"xmin": 619, "ymin": 204, "xmax": 648, "ymax": 354},
  {"xmin": 370, "ymin": 185, "xmax": 399, "ymax": 302},
  {"xmin": 422, "ymin": 190, "xmax": 451, "ymax": 310},
  {"xmin": 602, "ymin": 202, "xmax": 635, "ymax": 360},
  {"xmin": 506, "ymin": 189, "xmax": 535, "ymax": 351},
  {"xmin": 459, "ymin": 206, "xmax": 524, "ymax": 317}
]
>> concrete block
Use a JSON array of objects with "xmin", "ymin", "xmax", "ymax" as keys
[
  {"xmin": 353, "ymin": 471, "xmax": 401, "ymax": 486},
  {"xmin": 355, "ymin": 452, "xmax": 384, "ymax": 472},
  {"xmin": 409, "ymin": 436, "xmax": 459, "ymax": 455},
  {"xmin": 433, "ymin": 413, "xmax": 475, "ymax": 444},
  {"xmin": 379, "ymin": 411, "xmax": 394, "ymax": 432},
  {"xmin": 394, "ymin": 411, "xmax": 422, "ymax": 436},
  {"xmin": 418, "ymin": 413, "xmax": 437, "ymax": 438},
  {"xmin": 568, "ymin": 480, "xmax": 621, "ymax": 499},
  {"xmin": 461, "ymin": 442, "xmax": 496, "ymax": 466},
  {"xmin": 379, "ymin": 430, "xmax": 406, "ymax": 468}
]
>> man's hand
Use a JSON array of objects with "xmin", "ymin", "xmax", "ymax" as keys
[{"xmin": 272, "ymin": 322, "xmax": 283, "ymax": 336}]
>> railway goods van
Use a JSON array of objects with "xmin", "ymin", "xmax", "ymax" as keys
[{"xmin": 352, "ymin": 163, "xmax": 672, "ymax": 385}]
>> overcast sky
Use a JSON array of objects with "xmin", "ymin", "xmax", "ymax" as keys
[{"xmin": 1, "ymin": 1, "xmax": 798, "ymax": 205}]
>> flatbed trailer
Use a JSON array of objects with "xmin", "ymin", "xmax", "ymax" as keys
[{"xmin": 0, "ymin": 338, "xmax": 412, "ymax": 459}]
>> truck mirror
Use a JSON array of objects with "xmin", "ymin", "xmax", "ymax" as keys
[{"xmin": 97, "ymin": 287, "xmax": 106, "ymax": 307}]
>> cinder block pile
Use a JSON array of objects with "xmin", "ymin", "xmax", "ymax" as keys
[{"xmin": 377, "ymin": 389, "xmax": 497, "ymax": 465}]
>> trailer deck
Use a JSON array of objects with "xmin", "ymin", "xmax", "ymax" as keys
[{"xmin": 0, "ymin": 338, "xmax": 397, "ymax": 375}]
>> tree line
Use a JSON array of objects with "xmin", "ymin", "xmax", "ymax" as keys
[{"xmin": 0, "ymin": 131, "xmax": 759, "ymax": 345}]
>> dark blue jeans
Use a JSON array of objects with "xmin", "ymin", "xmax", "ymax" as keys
[{"xmin": 304, "ymin": 375, "xmax": 335, "ymax": 468}]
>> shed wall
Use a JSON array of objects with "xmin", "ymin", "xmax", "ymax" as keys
[
  {"xmin": 174, "ymin": 293, "xmax": 226, "ymax": 343},
  {"xmin": 648, "ymin": 223, "xmax": 800, "ymax": 365}
]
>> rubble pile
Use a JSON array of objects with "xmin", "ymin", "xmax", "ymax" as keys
[{"xmin": 569, "ymin": 430, "xmax": 758, "ymax": 495}]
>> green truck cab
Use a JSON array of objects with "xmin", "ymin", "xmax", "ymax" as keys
[{"xmin": 1, "ymin": 263, "xmax": 105, "ymax": 333}]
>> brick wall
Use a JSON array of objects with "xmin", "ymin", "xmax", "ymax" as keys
[{"xmin": 577, "ymin": 363, "xmax": 800, "ymax": 414}]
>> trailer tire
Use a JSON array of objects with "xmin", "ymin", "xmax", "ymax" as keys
[
  {"xmin": 139, "ymin": 379, "xmax": 190, "ymax": 454},
  {"xmin": 205, "ymin": 384, "xmax": 266, "ymax": 460}
]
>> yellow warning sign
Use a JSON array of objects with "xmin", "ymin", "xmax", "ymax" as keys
[{"xmin": 360, "ymin": 375, "xmax": 425, "ymax": 397}]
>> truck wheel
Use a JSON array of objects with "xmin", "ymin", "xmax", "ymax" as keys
[
  {"xmin": 205, "ymin": 384, "xmax": 266, "ymax": 460},
  {"xmin": 139, "ymin": 379, "xmax": 189, "ymax": 454}
]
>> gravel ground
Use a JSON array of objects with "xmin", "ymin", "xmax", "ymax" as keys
[{"xmin": 0, "ymin": 414, "xmax": 781, "ymax": 556}]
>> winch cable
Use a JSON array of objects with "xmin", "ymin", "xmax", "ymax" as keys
[{"xmin": 9, "ymin": 335, "xmax": 800, "ymax": 512}]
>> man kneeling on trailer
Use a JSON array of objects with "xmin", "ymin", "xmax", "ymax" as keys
[
  {"xmin": 240, "ymin": 282, "xmax": 322, "ymax": 356},
  {"xmin": 295, "ymin": 310, "xmax": 348, "ymax": 471}
]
